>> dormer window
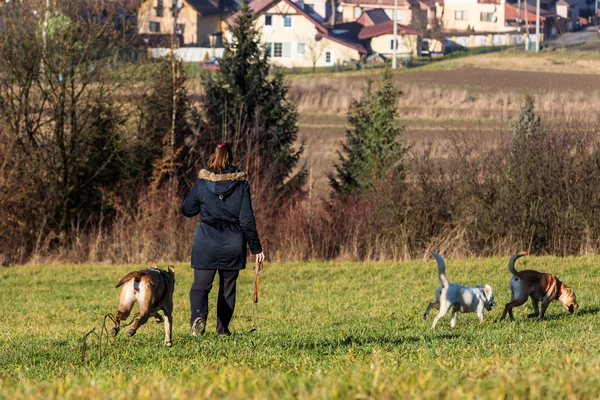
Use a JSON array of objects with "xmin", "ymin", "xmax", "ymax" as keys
[
  {"xmin": 283, "ymin": 15, "xmax": 293, "ymax": 27},
  {"xmin": 265, "ymin": 14, "xmax": 273, "ymax": 26}
]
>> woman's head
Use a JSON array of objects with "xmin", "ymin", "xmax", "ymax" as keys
[{"xmin": 207, "ymin": 142, "xmax": 232, "ymax": 173}]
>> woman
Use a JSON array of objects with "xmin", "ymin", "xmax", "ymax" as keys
[{"xmin": 182, "ymin": 142, "xmax": 265, "ymax": 336}]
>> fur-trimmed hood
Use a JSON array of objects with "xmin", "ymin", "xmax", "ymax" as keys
[{"xmin": 198, "ymin": 166, "xmax": 246, "ymax": 198}]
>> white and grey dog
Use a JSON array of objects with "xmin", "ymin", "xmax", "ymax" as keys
[{"xmin": 423, "ymin": 252, "xmax": 497, "ymax": 329}]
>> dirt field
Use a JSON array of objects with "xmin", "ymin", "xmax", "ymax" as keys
[
  {"xmin": 291, "ymin": 52, "xmax": 600, "ymax": 196},
  {"xmin": 396, "ymin": 68, "xmax": 600, "ymax": 91}
]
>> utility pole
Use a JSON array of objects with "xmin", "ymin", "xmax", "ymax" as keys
[
  {"xmin": 535, "ymin": 0, "xmax": 540, "ymax": 52},
  {"xmin": 170, "ymin": 0, "xmax": 181, "ymax": 154},
  {"xmin": 517, "ymin": 0, "xmax": 521, "ymax": 32},
  {"xmin": 392, "ymin": 0, "xmax": 398, "ymax": 69},
  {"xmin": 525, "ymin": 0, "xmax": 530, "ymax": 50}
]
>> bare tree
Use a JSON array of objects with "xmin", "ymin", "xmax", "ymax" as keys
[
  {"xmin": 0, "ymin": 0, "xmax": 142, "ymax": 258},
  {"xmin": 299, "ymin": 34, "xmax": 325, "ymax": 72}
]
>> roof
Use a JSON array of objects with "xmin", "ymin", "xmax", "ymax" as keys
[
  {"xmin": 228, "ymin": 0, "xmax": 327, "ymax": 31},
  {"xmin": 505, "ymin": 3, "xmax": 556, "ymax": 22},
  {"xmin": 363, "ymin": 9, "xmax": 390, "ymax": 25},
  {"xmin": 358, "ymin": 21, "xmax": 420, "ymax": 39},
  {"xmin": 340, "ymin": 0, "xmax": 419, "ymax": 9},
  {"xmin": 186, "ymin": 0, "xmax": 237, "ymax": 16}
]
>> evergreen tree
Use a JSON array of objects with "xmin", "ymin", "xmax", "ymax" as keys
[
  {"xmin": 330, "ymin": 68, "xmax": 407, "ymax": 194},
  {"xmin": 199, "ymin": 0, "xmax": 305, "ymax": 198},
  {"xmin": 506, "ymin": 94, "xmax": 549, "ymax": 249}
]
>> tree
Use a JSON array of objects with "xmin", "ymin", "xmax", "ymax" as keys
[
  {"xmin": 329, "ymin": 68, "xmax": 407, "ymax": 195},
  {"xmin": 299, "ymin": 34, "xmax": 325, "ymax": 72},
  {"xmin": 199, "ymin": 0, "xmax": 306, "ymax": 205},
  {"xmin": 0, "ymin": 0, "xmax": 141, "ymax": 256},
  {"xmin": 506, "ymin": 94, "xmax": 549, "ymax": 250}
]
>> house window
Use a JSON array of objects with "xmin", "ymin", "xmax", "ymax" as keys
[
  {"xmin": 149, "ymin": 21, "xmax": 160, "ymax": 32},
  {"xmin": 480, "ymin": 12, "xmax": 493, "ymax": 21},
  {"xmin": 283, "ymin": 15, "xmax": 293, "ymax": 27},
  {"xmin": 265, "ymin": 42, "xmax": 292, "ymax": 58},
  {"xmin": 390, "ymin": 39, "xmax": 399, "ymax": 50},
  {"xmin": 324, "ymin": 50, "xmax": 332, "ymax": 64},
  {"xmin": 265, "ymin": 14, "xmax": 273, "ymax": 26},
  {"xmin": 176, "ymin": 23, "xmax": 185, "ymax": 34},
  {"xmin": 156, "ymin": 0, "xmax": 164, "ymax": 16},
  {"xmin": 297, "ymin": 42, "xmax": 307, "ymax": 55},
  {"xmin": 455, "ymin": 11, "xmax": 468, "ymax": 20}
]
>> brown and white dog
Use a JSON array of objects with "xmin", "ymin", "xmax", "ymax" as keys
[
  {"xmin": 500, "ymin": 252, "xmax": 578, "ymax": 321},
  {"xmin": 111, "ymin": 265, "xmax": 175, "ymax": 347}
]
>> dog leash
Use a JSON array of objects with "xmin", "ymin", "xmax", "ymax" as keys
[
  {"xmin": 250, "ymin": 261, "xmax": 263, "ymax": 332},
  {"xmin": 81, "ymin": 312, "xmax": 139, "ymax": 365}
]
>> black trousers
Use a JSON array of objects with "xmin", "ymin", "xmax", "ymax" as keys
[{"xmin": 190, "ymin": 269, "xmax": 239, "ymax": 334}]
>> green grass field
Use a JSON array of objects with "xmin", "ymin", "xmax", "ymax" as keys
[{"xmin": 1, "ymin": 256, "xmax": 600, "ymax": 399}]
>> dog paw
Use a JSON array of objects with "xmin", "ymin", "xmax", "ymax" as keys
[
  {"xmin": 527, "ymin": 313, "xmax": 540, "ymax": 318},
  {"xmin": 164, "ymin": 341, "xmax": 172, "ymax": 347},
  {"xmin": 110, "ymin": 328, "xmax": 119, "ymax": 337},
  {"xmin": 126, "ymin": 329, "xmax": 136, "ymax": 338},
  {"xmin": 423, "ymin": 314, "xmax": 429, "ymax": 320}
]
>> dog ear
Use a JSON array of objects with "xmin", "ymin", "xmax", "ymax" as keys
[
  {"xmin": 168, "ymin": 265, "xmax": 175, "ymax": 275},
  {"xmin": 484, "ymin": 284, "xmax": 492, "ymax": 295}
]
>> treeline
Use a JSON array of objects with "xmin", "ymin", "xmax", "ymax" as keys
[{"xmin": 1, "ymin": 1, "xmax": 599, "ymax": 265}]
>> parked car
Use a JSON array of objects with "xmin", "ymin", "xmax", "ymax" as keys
[{"xmin": 201, "ymin": 56, "xmax": 220, "ymax": 71}]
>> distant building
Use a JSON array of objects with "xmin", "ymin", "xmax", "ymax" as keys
[
  {"xmin": 228, "ymin": 0, "xmax": 367, "ymax": 68},
  {"xmin": 137, "ymin": 0, "xmax": 236, "ymax": 46}
]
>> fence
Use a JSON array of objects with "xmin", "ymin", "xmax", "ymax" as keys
[
  {"xmin": 150, "ymin": 47, "xmax": 225, "ymax": 62},
  {"xmin": 445, "ymin": 32, "xmax": 541, "ymax": 49}
]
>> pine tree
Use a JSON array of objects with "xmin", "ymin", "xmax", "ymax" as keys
[
  {"xmin": 200, "ymin": 0, "xmax": 305, "ymax": 199},
  {"xmin": 330, "ymin": 68, "xmax": 407, "ymax": 194}
]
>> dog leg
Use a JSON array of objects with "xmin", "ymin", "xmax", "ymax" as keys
[
  {"xmin": 539, "ymin": 300, "xmax": 550, "ymax": 320},
  {"xmin": 432, "ymin": 302, "xmax": 451, "ymax": 329},
  {"xmin": 127, "ymin": 302, "xmax": 150, "ymax": 338},
  {"xmin": 163, "ymin": 313, "xmax": 173, "ymax": 347},
  {"xmin": 501, "ymin": 298, "xmax": 528, "ymax": 321},
  {"xmin": 477, "ymin": 311, "xmax": 485, "ymax": 322},
  {"xmin": 153, "ymin": 313, "xmax": 164, "ymax": 324},
  {"xmin": 450, "ymin": 309, "xmax": 458, "ymax": 328},
  {"xmin": 424, "ymin": 301, "xmax": 439, "ymax": 320},
  {"xmin": 527, "ymin": 297, "xmax": 540, "ymax": 318},
  {"xmin": 162, "ymin": 299, "xmax": 173, "ymax": 347},
  {"xmin": 112, "ymin": 289, "xmax": 136, "ymax": 337}
]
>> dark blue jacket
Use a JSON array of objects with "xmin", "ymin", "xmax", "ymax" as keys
[{"xmin": 182, "ymin": 166, "xmax": 262, "ymax": 270}]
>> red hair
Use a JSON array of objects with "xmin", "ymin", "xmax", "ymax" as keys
[{"xmin": 207, "ymin": 142, "xmax": 232, "ymax": 173}]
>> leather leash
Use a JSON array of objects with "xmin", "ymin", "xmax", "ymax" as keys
[{"xmin": 250, "ymin": 261, "xmax": 263, "ymax": 332}]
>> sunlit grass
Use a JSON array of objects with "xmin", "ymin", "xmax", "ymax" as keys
[{"xmin": 1, "ymin": 256, "xmax": 599, "ymax": 398}]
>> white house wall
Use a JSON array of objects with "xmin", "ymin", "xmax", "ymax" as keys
[{"xmin": 255, "ymin": 4, "xmax": 361, "ymax": 68}]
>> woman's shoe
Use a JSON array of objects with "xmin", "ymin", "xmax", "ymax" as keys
[{"xmin": 191, "ymin": 317, "xmax": 206, "ymax": 338}]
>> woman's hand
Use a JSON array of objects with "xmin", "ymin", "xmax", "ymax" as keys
[{"xmin": 255, "ymin": 252, "xmax": 265, "ymax": 264}]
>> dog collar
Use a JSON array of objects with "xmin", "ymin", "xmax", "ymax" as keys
[{"xmin": 555, "ymin": 281, "xmax": 563, "ymax": 299}]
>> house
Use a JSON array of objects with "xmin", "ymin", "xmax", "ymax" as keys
[
  {"xmin": 137, "ymin": 0, "xmax": 236, "ymax": 46},
  {"xmin": 440, "ymin": 0, "xmax": 559, "ymax": 35},
  {"xmin": 228, "ymin": 0, "xmax": 367, "ymax": 68},
  {"xmin": 340, "ymin": 0, "xmax": 439, "ymax": 28},
  {"xmin": 358, "ymin": 20, "xmax": 422, "ymax": 56}
]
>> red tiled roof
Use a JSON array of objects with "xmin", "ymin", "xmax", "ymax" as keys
[
  {"xmin": 505, "ymin": 3, "xmax": 556, "ymax": 22},
  {"xmin": 358, "ymin": 20, "xmax": 420, "ymax": 39}
]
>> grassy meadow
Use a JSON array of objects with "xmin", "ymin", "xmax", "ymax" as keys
[{"xmin": 1, "ymin": 256, "xmax": 600, "ymax": 399}]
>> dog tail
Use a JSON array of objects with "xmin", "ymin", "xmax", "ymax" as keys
[
  {"xmin": 115, "ymin": 271, "xmax": 144, "ymax": 288},
  {"xmin": 508, "ymin": 251, "xmax": 527, "ymax": 277},
  {"xmin": 432, "ymin": 251, "xmax": 449, "ymax": 289}
]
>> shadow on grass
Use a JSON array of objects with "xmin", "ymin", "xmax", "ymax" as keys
[{"xmin": 287, "ymin": 332, "xmax": 463, "ymax": 350}]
